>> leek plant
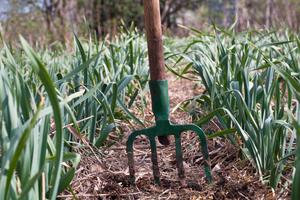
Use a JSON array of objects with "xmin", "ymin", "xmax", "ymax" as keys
[
  {"xmin": 49, "ymin": 28, "xmax": 149, "ymax": 146},
  {"xmin": 0, "ymin": 39, "xmax": 80, "ymax": 200},
  {"xmin": 269, "ymin": 36, "xmax": 300, "ymax": 199},
  {"xmin": 171, "ymin": 28, "xmax": 298, "ymax": 191},
  {"xmin": 0, "ymin": 27, "xmax": 149, "ymax": 199}
]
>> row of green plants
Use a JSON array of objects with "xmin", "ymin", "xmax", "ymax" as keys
[
  {"xmin": 1, "ymin": 26, "xmax": 299, "ymax": 199},
  {"xmin": 0, "ymin": 28, "xmax": 149, "ymax": 199},
  {"xmin": 170, "ymin": 28, "xmax": 299, "ymax": 198}
]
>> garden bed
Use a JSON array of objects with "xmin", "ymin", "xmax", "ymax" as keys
[{"xmin": 60, "ymin": 75, "xmax": 281, "ymax": 199}]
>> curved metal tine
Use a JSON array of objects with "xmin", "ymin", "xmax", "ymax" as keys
[
  {"xmin": 149, "ymin": 136, "xmax": 160, "ymax": 185},
  {"xmin": 174, "ymin": 133, "xmax": 186, "ymax": 186},
  {"xmin": 126, "ymin": 131, "xmax": 140, "ymax": 185},
  {"xmin": 178, "ymin": 124, "xmax": 212, "ymax": 182},
  {"xmin": 191, "ymin": 125, "xmax": 212, "ymax": 182}
]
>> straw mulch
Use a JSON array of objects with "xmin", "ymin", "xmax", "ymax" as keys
[{"xmin": 59, "ymin": 75, "xmax": 281, "ymax": 200}]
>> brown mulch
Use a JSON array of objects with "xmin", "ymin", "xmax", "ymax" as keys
[{"xmin": 59, "ymin": 75, "xmax": 279, "ymax": 200}]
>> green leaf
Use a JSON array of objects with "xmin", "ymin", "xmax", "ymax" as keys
[
  {"xmin": 207, "ymin": 128, "xmax": 236, "ymax": 139},
  {"xmin": 20, "ymin": 37, "xmax": 63, "ymax": 200},
  {"xmin": 57, "ymin": 168, "xmax": 76, "ymax": 194}
]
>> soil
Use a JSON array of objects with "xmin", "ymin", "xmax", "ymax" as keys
[{"xmin": 59, "ymin": 75, "xmax": 283, "ymax": 200}]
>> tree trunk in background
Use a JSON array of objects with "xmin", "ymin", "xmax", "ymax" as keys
[
  {"xmin": 161, "ymin": 0, "xmax": 173, "ymax": 26},
  {"xmin": 161, "ymin": 0, "xmax": 202, "ymax": 29},
  {"xmin": 56, "ymin": 0, "xmax": 67, "ymax": 42},
  {"xmin": 92, "ymin": 0, "xmax": 101, "ymax": 39},
  {"xmin": 225, "ymin": 0, "xmax": 237, "ymax": 26},
  {"xmin": 207, "ymin": 0, "xmax": 224, "ymax": 26},
  {"xmin": 100, "ymin": 0, "xmax": 106, "ymax": 38},
  {"xmin": 42, "ymin": 0, "xmax": 69, "ymax": 42},
  {"xmin": 43, "ymin": 0, "xmax": 58, "ymax": 42},
  {"xmin": 285, "ymin": 0, "xmax": 297, "ymax": 29},
  {"xmin": 266, "ymin": 0, "xmax": 273, "ymax": 28},
  {"xmin": 64, "ymin": 0, "xmax": 77, "ymax": 45},
  {"xmin": 237, "ymin": 0, "xmax": 250, "ymax": 30}
]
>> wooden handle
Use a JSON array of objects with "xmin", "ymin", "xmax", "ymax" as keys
[{"xmin": 144, "ymin": 0, "xmax": 166, "ymax": 80}]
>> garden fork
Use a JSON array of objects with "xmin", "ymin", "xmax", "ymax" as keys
[{"xmin": 126, "ymin": 0, "xmax": 212, "ymax": 185}]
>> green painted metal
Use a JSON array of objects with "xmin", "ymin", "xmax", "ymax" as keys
[{"xmin": 126, "ymin": 80, "xmax": 212, "ymax": 185}]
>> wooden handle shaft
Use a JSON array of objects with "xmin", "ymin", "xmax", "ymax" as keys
[{"xmin": 144, "ymin": 0, "xmax": 166, "ymax": 80}]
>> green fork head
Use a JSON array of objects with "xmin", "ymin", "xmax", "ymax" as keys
[{"xmin": 126, "ymin": 80, "xmax": 212, "ymax": 185}]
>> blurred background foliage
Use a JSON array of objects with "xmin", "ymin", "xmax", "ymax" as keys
[
  {"xmin": 1, "ymin": 0, "xmax": 300, "ymax": 45},
  {"xmin": 1, "ymin": 0, "xmax": 300, "ymax": 199}
]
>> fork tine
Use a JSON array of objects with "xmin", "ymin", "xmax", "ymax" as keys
[
  {"xmin": 126, "ymin": 124, "xmax": 211, "ymax": 186},
  {"xmin": 182, "ymin": 124, "xmax": 212, "ymax": 182},
  {"xmin": 149, "ymin": 136, "xmax": 160, "ymax": 185},
  {"xmin": 127, "ymin": 133, "xmax": 136, "ymax": 185},
  {"xmin": 175, "ymin": 133, "xmax": 186, "ymax": 185}
]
